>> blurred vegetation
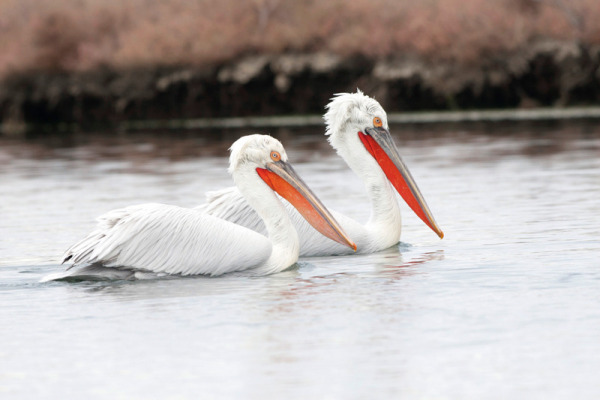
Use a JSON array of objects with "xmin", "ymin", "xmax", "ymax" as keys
[{"xmin": 0, "ymin": 0, "xmax": 598, "ymax": 79}]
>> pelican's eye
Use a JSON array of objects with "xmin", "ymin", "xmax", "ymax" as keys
[
  {"xmin": 373, "ymin": 117, "xmax": 383, "ymax": 127},
  {"xmin": 270, "ymin": 151, "xmax": 281, "ymax": 162}
]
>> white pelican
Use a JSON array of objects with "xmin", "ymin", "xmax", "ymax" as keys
[
  {"xmin": 197, "ymin": 90, "xmax": 443, "ymax": 256},
  {"xmin": 43, "ymin": 135, "xmax": 355, "ymax": 281}
]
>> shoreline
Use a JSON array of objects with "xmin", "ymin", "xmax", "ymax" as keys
[
  {"xmin": 95, "ymin": 106, "xmax": 600, "ymax": 131},
  {"xmin": 1, "ymin": 40, "xmax": 599, "ymax": 135},
  {"xmin": 4, "ymin": 106, "xmax": 600, "ymax": 137}
]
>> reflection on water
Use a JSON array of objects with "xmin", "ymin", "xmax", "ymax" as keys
[{"xmin": 1, "ymin": 120, "xmax": 600, "ymax": 399}]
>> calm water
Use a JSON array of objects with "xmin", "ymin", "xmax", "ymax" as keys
[{"xmin": 1, "ymin": 122, "xmax": 599, "ymax": 399}]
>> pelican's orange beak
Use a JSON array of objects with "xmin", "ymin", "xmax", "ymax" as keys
[
  {"xmin": 360, "ymin": 127, "xmax": 444, "ymax": 239},
  {"xmin": 256, "ymin": 161, "xmax": 356, "ymax": 251}
]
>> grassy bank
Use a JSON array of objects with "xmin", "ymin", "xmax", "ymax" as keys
[{"xmin": 1, "ymin": 0, "xmax": 599, "ymax": 79}]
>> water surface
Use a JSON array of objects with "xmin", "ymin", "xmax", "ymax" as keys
[{"xmin": 1, "ymin": 122, "xmax": 599, "ymax": 399}]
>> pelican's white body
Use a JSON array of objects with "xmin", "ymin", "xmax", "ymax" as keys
[
  {"xmin": 197, "ymin": 91, "xmax": 403, "ymax": 257},
  {"xmin": 45, "ymin": 135, "xmax": 306, "ymax": 281}
]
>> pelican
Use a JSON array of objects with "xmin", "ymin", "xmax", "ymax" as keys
[
  {"xmin": 197, "ymin": 90, "xmax": 443, "ymax": 256},
  {"xmin": 42, "ymin": 135, "xmax": 355, "ymax": 282}
]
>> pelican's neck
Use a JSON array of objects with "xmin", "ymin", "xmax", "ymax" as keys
[
  {"xmin": 330, "ymin": 129, "xmax": 402, "ymax": 246},
  {"xmin": 233, "ymin": 168, "xmax": 299, "ymax": 274},
  {"xmin": 363, "ymin": 172, "xmax": 402, "ymax": 235}
]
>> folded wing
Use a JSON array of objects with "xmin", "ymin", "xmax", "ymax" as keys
[{"xmin": 63, "ymin": 203, "xmax": 273, "ymax": 276}]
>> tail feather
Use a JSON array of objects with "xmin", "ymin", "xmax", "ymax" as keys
[{"xmin": 40, "ymin": 265, "xmax": 136, "ymax": 282}]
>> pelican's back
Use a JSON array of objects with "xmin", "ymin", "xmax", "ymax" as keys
[
  {"xmin": 63, "ymin": 203, "xmax": 272, "ymax": 276},
  {"xmin": 196, "ymin": 187, "xmax": 267, "ymax": 235},
  {"xmin": 198, "ymin": 187, "xmax": 368, "ymax": 257}
]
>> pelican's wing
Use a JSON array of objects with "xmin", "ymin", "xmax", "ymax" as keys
[
  {"xmin": 195, "ymin": 187, "xmax": 267, "ymax": 235},
  {"xmin": 197, "ymin": 187, "xmax": 369, "ymax": 257},
  {"xmin": 62, "ymin": 203, "xmax": 272, "ymax": 276}
]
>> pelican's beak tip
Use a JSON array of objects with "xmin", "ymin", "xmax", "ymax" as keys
[
  {"xmin": 351, "ymin": 243, "xmax": 357, "ymax": 252},
  {"xmin": 438, "ymin": 230, "xmax": 444, "ymax": 239}
]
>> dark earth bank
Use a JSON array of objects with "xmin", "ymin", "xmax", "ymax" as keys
[{"xmin": 1, "ymin": 40, "xmax": 599, "ymax": 134}]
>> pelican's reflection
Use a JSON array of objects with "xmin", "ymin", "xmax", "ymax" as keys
[
  {"xmin": 58, "ymin": 246, "xmax": 444, "ymax": 307},
  {"xmin": 267, "ymin": 246, "xmax": 445, "ymax": 300}
]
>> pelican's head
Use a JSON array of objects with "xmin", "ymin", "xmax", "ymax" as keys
[
  {"xmin": 229, "ymin": 134, "xmax": 289, "ymax": 174},
  {"xmin": 324, "ymin": 90, "xmax": 444, "ymax": 239},
  {"xmin": 325, "ymin": 89, "xmax": 389, "ymax": 142},
  {"xmin": 229, "ymin": 134, "xmax": 356, "ymax": 251}
]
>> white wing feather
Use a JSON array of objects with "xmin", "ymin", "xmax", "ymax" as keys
[
  {"xmin": 63, "ymin": 203, "xmax": 272, "ymax": 276},
  {"xmin": 195, "ymin": 187, "xmax": 267, "ymax": 234},
  {"xmin": 197, "ymin": 187, "xmax": 371, "ymax": 256}
]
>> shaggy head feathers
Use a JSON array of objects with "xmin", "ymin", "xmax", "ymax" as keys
[
  {"xmin": 228, "ymin": 134, "xmax": 288, "ymax": 173},
  {"xmin": 324, "ymin": 89, "xmax": 388, "ymax": 138}
]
